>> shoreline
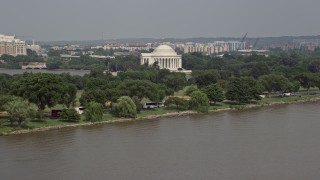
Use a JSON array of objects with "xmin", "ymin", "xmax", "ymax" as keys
[{"xmin": 1, "ymin": 97, "xmax": 320, "ymax": 136}]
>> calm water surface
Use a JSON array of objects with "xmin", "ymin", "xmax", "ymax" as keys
[{"xmin": 1, "ymin": 102, "xmax": 320, "ymax": 180}]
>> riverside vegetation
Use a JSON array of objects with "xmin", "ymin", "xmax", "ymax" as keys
[{"xmin": 1, "ymin": 48, "xmax": 320, "ymax": 134}]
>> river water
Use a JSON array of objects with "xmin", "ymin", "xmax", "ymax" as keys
[{"xmin": 1, "ymin": 102, "xmax": 320, "ymax": 180}]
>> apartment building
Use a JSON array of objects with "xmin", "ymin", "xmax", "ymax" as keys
[{"xmin": 0, "ymin": 34, "xmax": 27, "ymax": 56}]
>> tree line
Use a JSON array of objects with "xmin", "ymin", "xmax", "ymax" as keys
[{"xmin": 1, "ymin": 49, "xmax": 320, "ymax": 128}]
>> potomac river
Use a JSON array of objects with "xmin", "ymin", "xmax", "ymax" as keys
[{"xmin": 1, "ymin": 102, "xmax": 320, "ymax": 180}]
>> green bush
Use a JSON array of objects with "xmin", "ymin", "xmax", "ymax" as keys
[
  {"xmin": 201, "ymin": 84, "xmax": 224, "ymax": 104},
  {"xmin": 189, "ymin": 90, "xmax": 209, "ymax": 113},
  {"xmin": 164, "ymin": 97, "xmax": 189, "ymax": 111},
  {"xmin": 4, "ymin": 99, "xmax": 37, "ymax": 128},
  {"xmin": 184, "ymin": 86, "xmax": 198, "ymax": 96},
  {"xmin": 112, "ymin": 96, "xmax": 137, "ymax": 118},
  {"xmin": 61, "ymin": 109, "xmax": 81, "ymax": 122},
  {"xmin": 84, "ymin": 102, "xmax": 104, "ymax": 122}
]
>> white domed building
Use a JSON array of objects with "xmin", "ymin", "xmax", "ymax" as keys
[{"xmin": 140, "ymin": 45, "xmax": 182, "ymax": 71}]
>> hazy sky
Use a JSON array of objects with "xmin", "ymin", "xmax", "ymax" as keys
[{"xmin": 1, "ymin": 0, "xmax": 320, "ymax": 41}]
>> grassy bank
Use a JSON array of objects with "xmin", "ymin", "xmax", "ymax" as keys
[{"xmin": 1, "ymin": 94, "xmax": 320, "ymax": 135}]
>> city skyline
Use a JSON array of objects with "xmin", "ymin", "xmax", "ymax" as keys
[{"xmin": 1, "ymin": 0, "xmax": 320, "ymax": 41}]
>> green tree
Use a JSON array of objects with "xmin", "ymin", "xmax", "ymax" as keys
[
  {"xmin": 189, "ymin": 90, "xmax": 210, "ymax": 113},
  {"xmin": 164, "ymin": 97, "xmax": 189, "ymax": 111},
  {"xmin": 307, "ymin": 60, "xmax": 320, "ymax": 73},
  {"xmin": 184, "ymin": 86, "xmax": 198, "ymax": 96},
  {"xmin": 226, "ymin": 77, "xmax": 263, "ymax": 104},
  {"xmin": 182, "ymin": 53, "xmax": 208, "ymax": 70},
  {"xmin": 89, "ymin": 67, "xmax": 105, "ymax": 78},
  {"xmin": 84, "ymin": 102, "xmax": 104, "ymax": 122},
  {"xmin": 47, "ymin": 49, "xmax": 67, "ymax": 57},
  {"xmin": 0, "ymin": 95, "xmax": 21, "ymax": 111},
  {"xmin": 61, "ymin": 84, "xmax": 77, "ymax": 108},
  {"xmin": 160, "ymin": 73, "xmax": 187, "ymax": 91},
  {"xmin": 250, "ymin": 62, "xmax": 270, "ymax": 78},
  {"xmin": 112, "ymin": 96, "xmax": 137, "ymax": 118},
  {"xmin": 47, "ymin": 58, "xmax": 62, "ymax": 70},
  {"xmin": 117, "ymin": 80, "xmax": 167, "ymax": 102},
  {"xmin": 11, "ymin": 73, "xmax": 71, "ymax": 119},
  {"xmin": 119, "ymin": 69, "xmax": 157, "ymax": 81},
  {"xmin": 279, "ymin": 53, "xmax": 298, "ymax": 67},
  {"xmin": 193, "ymin": 70, "xmax": 220, "ymax": 89},
  {"xmin": 290, "ymin": 81, "xmax": 301, "ymax": 93},
  {"xmin": 312, "ymin": 74, "xmax": 320, "ymax": 90},
  {"xmin": 295, "ymin": 73, "xmax": 317, "ymax": 95},
  {"xmin": 79, "ymin": 89, "xmax": 106, "ymax": 106},
  {"xmin": 0, "ymin": 74, "xmax": 12, "ymax": 95},
  {"xmin": 131, "ymin": 96, "xmax": 143, "ymax": 112},
  {"xmin": 201, "ymin": 84, "xmax": 224, "ymax": 104},
  {"xmin": 259, "ymin": 74, "xmax": 292, "ymax": 97},
  {"xmin": 4, "ymin": 100, "xmax": 37, "ymax": 128},
  {"xmin": 60, "ymin": 108, "xmax": 81, "ymax": 122}
]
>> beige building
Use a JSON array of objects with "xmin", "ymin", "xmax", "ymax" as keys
[
  {"xmin": 141, "ymin": 45, "xmax": 182, "ymax": 71},
  {"xmin": 183, "ymin": 43, "xmax": 229, "ymax": 55},
  {"xmin": 0, "ymin": 34, "xmax": 27, "ymax": 56}
]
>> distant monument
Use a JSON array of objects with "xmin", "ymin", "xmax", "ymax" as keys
[{"xmin": 140, "ymin": 45, "xmax": 182, "ymax": 71}]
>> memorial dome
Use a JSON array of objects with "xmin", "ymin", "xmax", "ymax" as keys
[{"xmin": 152, "ymin": 45, "xmax": 177, "ymax": 56}]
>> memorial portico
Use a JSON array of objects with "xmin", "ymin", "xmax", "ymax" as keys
[{"xmin": 140, "ymin": 45, "xmax": 182, "ymax": 71}]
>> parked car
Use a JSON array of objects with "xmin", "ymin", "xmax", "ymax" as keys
[{"xmin": 51, "ymin": 109, "xmax": 62, "ymax": 117}]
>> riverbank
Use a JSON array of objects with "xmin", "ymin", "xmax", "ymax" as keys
[{"xmin": 1, "ymin": 94, "xmax": 320, "ymax": 136}]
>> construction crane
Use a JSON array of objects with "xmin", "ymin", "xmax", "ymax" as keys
[
  {"xmin": 240, "ymin": 32, "xmax": 248, "ymax": 43},
  {"xmin": 252, "ymin": 38, "xmax": 259, "ymax": 50},
  {"xmin": 237, "ymin": 32, "xmax": 248, "ymax": 50}
]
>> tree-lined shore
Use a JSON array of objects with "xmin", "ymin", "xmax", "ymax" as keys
[
  {"xmin": 1, "ymin": 93, "xmax": 320, "ymax": 136},
  {"xmin": 1, "ymin": 48, "xmax": 320, "ymax": 134}
]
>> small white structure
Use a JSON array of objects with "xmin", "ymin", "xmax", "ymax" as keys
[
  {"xmin": 75, "ymin": 107, "xmax": 85, "ymax": 114},
  {"xmin": 89, "ymin": 55, "xmax": 115, "ymax": 59},
  {"xmin": 140, "ymin": 45, "xmax": 182, "ymax": 71},
  {"xmin": 21, "ymin": 62, "xmax": 47, "ymax": 69},
  {"xmin": 27, "ymin": 40, "xmax": 41, "ymax": 54}
]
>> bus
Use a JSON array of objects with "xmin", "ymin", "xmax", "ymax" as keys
[{"xmin": 142, "ymin": 102, "xmax": 163, "ymax": 109}]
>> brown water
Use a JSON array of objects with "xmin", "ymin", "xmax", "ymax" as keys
[{"xmin": 1, "ymin": 102, "xmax": 320, "ymax": 180}]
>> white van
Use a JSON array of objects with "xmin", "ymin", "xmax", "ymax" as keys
[
  {"xmin": 282, "ymin": 93, "xmax": 291, "ymax": 97},
  {"xmin": 75, "ymin": 107, "xmax": 86, "ymax": 114}
]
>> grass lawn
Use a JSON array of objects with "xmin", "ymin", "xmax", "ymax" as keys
[
  {"xmin": 0, "ymin": 117, "xmax": 82, "ymax": 134},
  {"xmin": 208, "ymin": 102, "xmax": 232, "ymax": 111},
  {"xmin": 258, "ymin": 94, "xmax": 320, "ymax": 104},
  {"xmin": 137, "ymin": 107, "xmax": 178, "ymax": 118}
]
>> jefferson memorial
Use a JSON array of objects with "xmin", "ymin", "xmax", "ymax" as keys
[{"xmin": 140, "ymin": 45, "xmax": 182, "ymax": 71}]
